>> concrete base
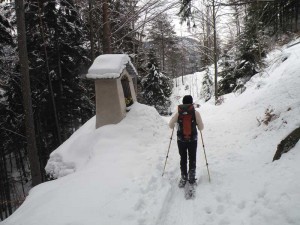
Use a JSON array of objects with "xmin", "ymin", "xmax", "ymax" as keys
[{"xmin": 95, "ymin": 79, "xmax": 126, "ymax": 128}]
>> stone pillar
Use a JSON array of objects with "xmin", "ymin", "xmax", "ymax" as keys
[{"xmin": 95, "ymin": 79, "xmax": 126, "ymax": 128}]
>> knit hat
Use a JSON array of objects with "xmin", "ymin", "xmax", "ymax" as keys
[{"xmin": 182, "ymin": 95, "xmax": 193, "ymax": 104}]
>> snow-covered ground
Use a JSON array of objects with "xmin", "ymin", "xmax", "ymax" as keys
[{"xmin": 1, "ymin": 40, "xmax": 300, "ymax": 225}]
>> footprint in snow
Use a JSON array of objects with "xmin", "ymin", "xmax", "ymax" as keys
[
  {"xmin": 205, "ymin": 206, "xmax": 212, "ymax": 214},
  {"xmin": 219, "ymin": 218, "xmax": 230, "ymax": 225},
  {"xmin": 134, "ymin": 199, "xmax": 145, "ymax": 211},
  {"xmin": 238, "ymin": 200, "xmax": 246, "ymax": 210},
  {"xmin": 216, "ymin": 205, "xmax": 225, "ymax": 214}
]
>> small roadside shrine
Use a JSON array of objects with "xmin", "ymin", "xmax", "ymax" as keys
[{"xmin": 86, "ymin": 54, "xmax": 137, "ymax": 129}]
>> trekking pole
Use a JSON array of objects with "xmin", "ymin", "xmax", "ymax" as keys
[
  {"xmin": 200, "ymin": 130, "xmax": 211, "ymax": 182},
  {"xmin": 162, "ymin": 127, "xmax": 174, "ymax": 177}
]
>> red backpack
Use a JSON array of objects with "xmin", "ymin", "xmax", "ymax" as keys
[{"xmin": 177, "ymin": 104, "xmax": 197, "ymax": 141}]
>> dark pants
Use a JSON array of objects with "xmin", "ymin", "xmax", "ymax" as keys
[{"xmin": 177, "ymin": 140, "xmax": 197, "ymax": 179}]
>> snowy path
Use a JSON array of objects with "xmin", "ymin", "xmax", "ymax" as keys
[
  {"xmin": 155, "ymin": 184, "xmax": 197, "ymax": 225},
  {"xmin": 152, "ymin": 97, "xmax": 299, "ymax": 225},
  {"xmin": 153, "ymin": 133, "xmax": 249, "ymax": 225},
  {"xmin": 154, "ymin": 146, "xmax": 258, "ymax": 225}
]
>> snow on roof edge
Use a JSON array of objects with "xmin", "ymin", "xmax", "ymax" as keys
[
  {"xmin": 86, "ymin": 54, "xmax": 137, "ymax": 79},
  {"xmin": 86, "ymin": 73, "xmax": 122, "ymax": 79}
]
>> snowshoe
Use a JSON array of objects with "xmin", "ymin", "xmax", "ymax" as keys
[
  {"xmin": 184, "ymin": 179, "xmax": 197, "ymax": 200},
  {"xmin": 178, "ymin": 176, "xmax": 187, "ymax": 188}
]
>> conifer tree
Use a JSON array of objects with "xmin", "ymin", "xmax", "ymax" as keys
[
  {"xmin": 0, "ymin": 6, "xmax": 20, "ymax": 217},
  {"xmin": 147, "ymin": 13, "xmax": 177, "ymax": 74},
  {"xmin": 111, "ymin": 0, "xmax": 139, "ymax": 55},
  {"xmin": 0, "ymin": 3, "xmax": 22, "ymax": 161},
  {"xmin": 200, "ymin": 68, "xmax": 213, "ymax": 102},
  {"xmin": 218, "ymin": 2, "xmax": 268, "ymax": 96},
  {"xmin": 22, "ymin": 0, "xmax": 94, "ymax": 171},
  {"xmin": 141, "ymin": 49, "xmax": 172, "ymax": 114}
]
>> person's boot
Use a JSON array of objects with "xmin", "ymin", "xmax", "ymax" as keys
[
  {"xmin": 188, "ymin": 169, "xmax": 197, "ymax": 185},
  {"xmin": 178, "ymin": 175, "xmax": 187, "ymax": 188}
]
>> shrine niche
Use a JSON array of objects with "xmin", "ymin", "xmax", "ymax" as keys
[{"xmin": 86, "ymin": 54, "xmax": 137, "ymax": 128}]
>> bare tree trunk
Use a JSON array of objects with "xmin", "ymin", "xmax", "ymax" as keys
[
  {"xmin": 279, "ymin": 1, "xmax": 283, "ymax": 32},
  {"xmin": 15, "ymin": 0, "xmax": 42, "ymax": 187},
  {"xmin": 212, "ymin": 0, "xmax": 218, "ymax": 104},
  {"xmin": 162, "ymin": 33, "xmax": 165, "ymax": 71},
  {"xmin": 102, "ymin": 0, "xmax": 112, "ymax": 53},
  {"xmin": 16, "ymin": 149, "xmax": 26, "ymax": 195},
  {"xmin": 256, "ymin": 0, "xmax": 262, "ymax": 64},
  {"xmin": 159, "ymin": 20, "xmax": 165, "ymax": 71},
  {"xmin": 0, "ymin": 156, "xmax": 8, "ymax": 219},
  {"xmin": 2, "ymin": 155, "xmax": 12, "ymax": 215},
  {"xmin": 37, "ymin": 0, "xmax": 62, "ymax": 145},
  {"xmin": 55, "ymin": 35, "xmax": 67, "ymax": 141},
  {"xmin": 89, "ymin": 0, "xmax": 95, "ymax": 60},
  {"xmin": 295, "ymin": 0, "xmax": 299, "ymax": 32},
  {"xmin": 234, "ymin": 4, "xmax": 241, "ymax": 36},
  {"xmin": 180, "ymin": 31, "xmax": 185, "ymax": 85},
  {"xmin": 181, "ymin": 54, "xmax": 185, "ymax": 85},
  {"xmin": 203, "ymin": 5, "xmax": 212, "ymax": 67}
]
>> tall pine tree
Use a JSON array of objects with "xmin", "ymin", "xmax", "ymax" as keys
[
  {"xmin": 147, "ymin": 13, "xmax": 177, "ymax": 74},
  {"xmin": 218, "ymin": 2, "xmax": 269, "ymax": 96},
  {"xmin": 141, "ymin": 49, "xmax": 172, "ymax": 115},
  {"xmin": 22, "ymin": 0, "xmax": 94, "ymax": 174},
  {"xmin": 200, "ymin": 68, "xmax": 213, "ymax": 102}
]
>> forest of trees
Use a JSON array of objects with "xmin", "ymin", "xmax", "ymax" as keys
[
  {"xmin": 180, "ymin": 0, "xmax": 300, "ymax": 102},
  {"xmin": 1, "ymin": 0, "xmax": 299, "ymax": 220}
]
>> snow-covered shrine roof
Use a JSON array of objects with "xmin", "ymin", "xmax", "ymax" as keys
[{"xmin": 86, "ymin": 54, "xmax": 137, "ymax": 79}]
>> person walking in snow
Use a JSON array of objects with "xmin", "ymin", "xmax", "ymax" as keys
[{"xmin": 169, "ymin": 95, "xmax": 204, "ymax": 187}]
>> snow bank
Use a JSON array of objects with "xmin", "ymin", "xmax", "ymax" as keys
[
  {"xmin": 1, "ymin": 103, "xmax": 174, "ymax": 225},
  {"xmin": 45, "ymin": 116, "xmax": 96, "ymax": 178},
  {"xmin": 46, "ymin": 102, "xmax": 169, "ymax": 178}
]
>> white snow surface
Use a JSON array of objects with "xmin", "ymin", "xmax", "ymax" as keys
[
  {"xmin": 86, "ymin": 54, "xmax": 136, "ymax": 79},
  {"xmin": 2, "ymin": 40, "xmax": 300, "ymax": 225}
]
